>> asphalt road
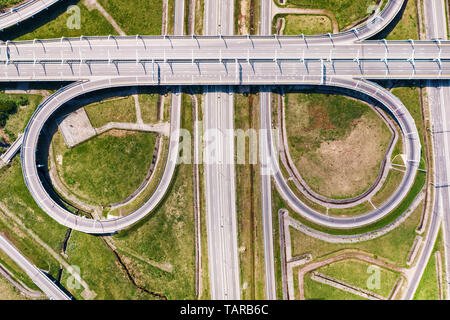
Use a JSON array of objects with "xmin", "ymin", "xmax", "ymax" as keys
[
  {"xmin": 22, "ymin": 78, "xmax": 182, "ymax": 234},
  {"xmin": 174, "ymin": 0, "xmax": 185, "ymax": 36},
  {"xmin": 2, "ymin": 38, "xmax": 450, "ymax": 82},
  {"xmin": 0, "ymin": 0, "xmax": 61, "ymax": 31},
  {"xmin": 404, "ymin": 0, "xmax": 449, "ymax": 299},
  {"xmin": 0, "ymin": 235, "xmax": 70, "ymax": 300},
  {"xmin": 5, "ymin": 0, "xmax": 437, "ymax": 300},
  {"xmin": 203, "ymin": 0, "xmax": 241, "ymax": 300},
  {"xmin": 259, "ymin": 0, "xmax": 276, "ymax": 300}
]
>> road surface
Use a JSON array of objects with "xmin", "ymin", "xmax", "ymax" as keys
[
  {"xmin": 203, "ymin": 0, "xmax": 241, "ymax": 300},
  {"xmin": 0, "ymin": 0, "xmax": 62, "ymax": 31},
  {"xmin": 259, "ymin": 0, "xmax": 276, "ymax": 300},
  {"xmin": 404, "ymin": 0, "xmax": 449, "ymax": 299},
  {"xmin": 0, "ymin": 235, "xmax": 71, "ymax": 300}
]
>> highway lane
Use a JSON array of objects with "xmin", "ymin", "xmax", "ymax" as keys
[
  {"xmin": 265, "ymin": 77, "xmax": 421, "ymax": 229},
  {"xmin": 4, "ymin": 38, "xmax": 450, "ymax": 63},
  {"xmin": 0, "ymin": 235, "xmax": 71, "ymax": 300},
  {"xmin": 174, "ymin": 0, "xmax": 185, "ymax": 36},
  {"xmin": 260, "ymin": 0, "xmax": 404, "ymax": 44},
  {"xmin": 259, "ymin": 0, "xmax": 276, "ymax": 300},
  {"xmin": 203, "ymin": 0, "xmax": 240, "ymax": 300},
  {"xmin": 21, "ymin": 78, "xmax": 182, "ymax": 234},
  {"xmin": 3, "ymin": 38, "xmax": 450, "ymax": 82},
  {"xmin": 0, "ymin": 133, "xmax": 23, "ymax": 165},
  {"xmin": 405, "ymin": 0, "xmax": 449, "ymax": 299},
  {"xmin": 13, "ymin": 2, "xmax": 423, "ymax": 235},
  {"xmin": 0, "ymin": 0, "xmax": 62, "ymax": 31}
]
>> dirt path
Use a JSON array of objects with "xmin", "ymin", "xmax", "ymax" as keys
[
  {"xmin": 83, "ymin": 0, "xmax": 126, "ymax": 36},
  {"xmin": 272, "ymin": 7, "xmax": 339, "ymax": 33}
]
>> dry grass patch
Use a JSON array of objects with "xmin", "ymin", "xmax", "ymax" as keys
[{"xmin": 286, "ymin": 93, "xmax": 392, "ymax": 199}]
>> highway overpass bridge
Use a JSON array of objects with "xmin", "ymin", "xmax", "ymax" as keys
[
  {"xmin": 0, "ymin": 37, "xmax": 450, "ymax": 81},
  {"xmin": 0, "ymin": 0, "xmax": 444, "ymax": 300}
]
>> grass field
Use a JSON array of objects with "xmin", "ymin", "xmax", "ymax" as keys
[
  {"xmin": 111, "ymin": 94, "xmax": 196, "ymax": 300},
  {"xmin": 387, "ymin": 0, "xmax": 419, "ymax": 40},
  {"xmin": 303, "ymin": 273, "xmax": 365, "ymax": 300},
  {"xmin": 0, "ymin": 161, "xmax": 68, "ymax": 291},
  {"xmin": 84, "ymin": 96, "xmax": 137, "ymax": 128},
  {"xmin": 392, "ymin": 86, "xmax": 425, "ymax": 150},
  {"xmin": 0, "ymin": 274, "xmax": 29, "ymax": 300},
  {"xmin": 284, "ymin": 0, "xmax": 376, "ymax": 30},
  {"xmin": 55, "ymin": 130, "xmax": 156, "ymax": 206},
  {"xmin": 98, "ymin": 0, "xmax": 163, "ymax": 35},
  {"xmin": 279, "ymin": 14, "xmax": 332, "ymax": 35},
  {"xmin": 0, "ymin": 92, "xmax": 43, "ymax": 141},
  {"xmin": 414, "ymin": 231, "xmax": 444, "ymax": 300},
  {"xmin": 318, "ymin": 259, "xmax": 399, "ymax": 297},
  {"xmin": 285, "ymin": 93, "xmax": 391, "ymax": 199},
  {"xmin": 139, "ymin": 94, "xmax": 160, "ymax": 124},
  {"xmin": 288, "ymin": 197, "xmax": 423, "ymax": 266},
  {"xmin": 234, "ymin": 93, "xmax": 266, "ymax": 300},
  {"xmin": 0, "ymin": 0, "xmax": 22, "ymax": 10},
  {"xmin": 15, "ymin": 1, "xmax": 117, "ymax": 40},
  {"xmin": 60, "ymin": 230, "xmax": 149, "ymax": 300}
]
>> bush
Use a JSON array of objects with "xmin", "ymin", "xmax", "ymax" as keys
[{"xmin": 0, "ymin": 98, "xmax": 18, "ymax": 127}]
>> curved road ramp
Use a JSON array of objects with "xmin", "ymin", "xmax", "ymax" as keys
[{"xmin": 0, "ymin": 235, "xmax": 71, "ymax": 300}]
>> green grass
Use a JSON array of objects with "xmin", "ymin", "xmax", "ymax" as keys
[
  {"xmin": 284, "ymin": 0, "xmax": 377, "ymax": 30},
  {"xmin": 98, "ymin": 0, "xmax": 163, "ymax": 35},
  {"xmin": 286, "ymin": 93, "xmax": 369, "ymax": 153},
  {"xmin": 290, "ymin": 200, "xmax": 424, "ymax": 266},
  {"xmin": 139, "ymin": 94, "xmax": 160, "ymax": 124},
  {"xmin": 318, "ymin": 259, "xmax": 399, "ymax": 297},
  {"xmin": 372, "ymin": 170, "xmax": 405, "ymax": 207},
  {"xmin": 328, "ymin": 201, "xmax": 374, "ymax": 216},
  {"xmin": 303, "ymin": 273, "xmax": 366, "ymax": 300},
  {"xmin": 57, "ymin": 131, "xmax": 156, "ymax": 206},
  {"xmin": 386, "ymin": 0, "xmax": 419, "ymax": 40},
  {"xmin": 0, "ymin": 0, "xmax": 22, "ymax": 10},
  {"xmin": 0, "ymin": 273, "xmax": 29, "ymax": 300},
  {"xmin": 0, "ymin": 160, "xmax": 68, "ymax": 256},
  {"xmin": 278, "ymin": 14, "xmax": 333, "ymax": 35},
  {"xmin": 414, "ymin": 230, "xmax": 444, "ymax": 300},
  {"xmin": 392, "ymin": 86, "xmax": 425, "ymax": 150},
  {"xmin": 84, "ymin": 96, "xmax": 137, "ymax": 128},
  {"xmin": 15, "ymin": 1, "xmax": 117, "ymax": 40},
  {"xmin": 234, "ymin": 93, "xmax": 266, "ymax": 300},
  {"xmin": 0, "ymin": 161, "xmax": 68, "ymax": 290},
  {"xmin": 112, "ymin": 94, "xmax": 196, "ymax": 299},
  {"xmin": 60, "ymin": 230, "xmax": 149, "ymax": 300}
]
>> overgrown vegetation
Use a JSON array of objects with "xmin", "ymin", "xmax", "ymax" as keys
[
  {"xmin": 0, "ymin": 0, "xmax": 22, "ymax": 11},
  {"xmin": 0, "ymin": 94, "xmax": 29, "ymax": 127},
  {"xmin": 283, "ymin": 0, "xmax": 377, "ymax": 30},
  {"xmin": 55, "ymin": 130, "xmax": 156, "ymax": 206}
]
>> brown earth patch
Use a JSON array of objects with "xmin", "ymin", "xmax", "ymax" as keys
[{"xmin": 297, "ymin": 114, "xmax": 390, "ymax": 198}]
